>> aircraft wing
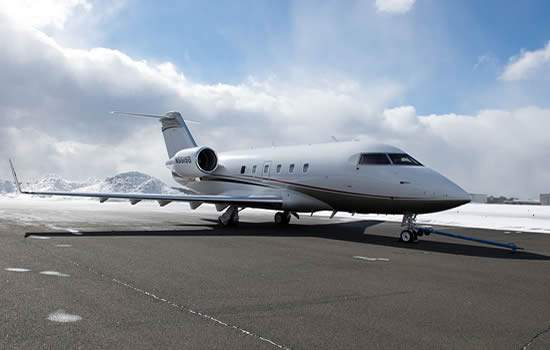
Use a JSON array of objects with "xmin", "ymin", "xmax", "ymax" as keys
[{"xmin": 8, "ymin": 160, "xmax": 282, "ymax": 209}]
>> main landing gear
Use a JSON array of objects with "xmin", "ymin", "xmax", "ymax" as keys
[
  {"xmin": 218, "ymin": 206, "xmax": 239, "ymax": 227},
  {"xmin": 400, "ymin": 213, "xmax": 430, "ymax": 243},
  {"xmin": 274, "ymin": 211, "xmax": 291, "ymax": 225}
]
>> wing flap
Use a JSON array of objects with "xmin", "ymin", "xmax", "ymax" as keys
[{"xmin": 16, "ymin": 189, "xmax": 282, "ymax": 208}]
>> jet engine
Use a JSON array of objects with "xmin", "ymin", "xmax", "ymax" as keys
[{"xmin": 171, "ymin": 146, "xmax": 218, "ymax": 178}]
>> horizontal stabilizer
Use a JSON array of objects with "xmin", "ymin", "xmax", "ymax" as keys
[
  {"xmin": 111, "ymin": 111, "xmax": 198, "ymax": 157},
  {"xmin": 111, "ymin": 111, "xmax": 199, "ymax": 124}
]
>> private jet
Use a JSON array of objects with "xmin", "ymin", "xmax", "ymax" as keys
[{"xmin": 9, "ymin": 111, "xmax": 471, "ymax": 242}]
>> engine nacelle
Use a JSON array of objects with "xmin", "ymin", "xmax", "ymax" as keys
[{"xmin": 171, "ymin": 146, "xmax": 218, "ymax": 178}]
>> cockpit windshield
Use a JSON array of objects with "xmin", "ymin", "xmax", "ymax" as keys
[
  {"xmin": 358, "ymin": 153, "xmax": 391, "ymax": 165},
  {"xmin": 387, "ymin": 153, "xmax": 423, "ymax": 166},
  {"xmin": 358, "ymin": 153, "xmax": 423, "ymax": 166}
]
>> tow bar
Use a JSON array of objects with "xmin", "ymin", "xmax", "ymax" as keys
[{"xmin": 417, "ymin": 227, "xmax": 518, "ymax": 251}]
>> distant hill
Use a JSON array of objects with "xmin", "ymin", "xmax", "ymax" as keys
[
  {"xmin": 0, "ymin": 179, "xmax": 15, "ymax": 194},
  {"xmin": 0, "ymin": 171, "xmax": 178, "ymax": 196},
  {"xmin": 75, "ymin": 171, "xmax": 178, "ymax": 194}
]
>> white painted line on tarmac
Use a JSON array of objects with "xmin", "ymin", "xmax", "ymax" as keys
[
  {"xmin": 55, "ymin": 244, "xmax": 72, "ymax": 248},
  {"xmin": 47, "ymin": 310, "xmax": 82, "ymax": 323},
  {"xmin": 353, "ymin": 256, "xmax": 390, "ymax": 262},
  {"xmin": 5, "ymin": 268, "xmax": 31, "ymax": 272},
  {"xmin": 39, "ymin": 271, "xmax": 70, "ymax": 277}
]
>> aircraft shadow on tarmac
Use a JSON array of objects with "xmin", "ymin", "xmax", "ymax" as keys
[{"xmin": 25, "ymin": 219, "xmax": 550, "ymax": 261}]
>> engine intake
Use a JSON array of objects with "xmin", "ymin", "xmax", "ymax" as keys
[
  {"xmin": 172, "ymin": 146, "xmax": 219, "ymax": 178},
  {"xmin": 197, "ymin": 147, "xmax": 217, "ymax": 172}
]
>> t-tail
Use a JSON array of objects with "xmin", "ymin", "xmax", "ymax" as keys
[{"xmin": 111, "ymin": 111, "xmax": 197, "ymax": 157}]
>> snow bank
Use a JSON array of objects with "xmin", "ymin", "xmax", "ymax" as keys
[{"xmin": 354, "ymin": 204, "xmax": 550, "ymax": 234}]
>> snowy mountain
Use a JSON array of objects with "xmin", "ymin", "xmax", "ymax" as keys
[
  {"xmin": 26, "ymin": 174, "xmax": 97, "ymax": 192},
  {"xmin": 0, "ymin": 179, "xmax": 15, "ymax": 194},
  {"xmin": 0, "ymin": 171, "xmax": 178, "ymax": 196},
  {"xmin": 76, "ymin": 171, "xmax": 178, "ymax": 194}
]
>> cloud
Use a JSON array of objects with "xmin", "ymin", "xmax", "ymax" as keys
[
  {"xmin": 0, "ymin": 16, "xmax": 402, "ymax": 185},
  {"xmin": 377, "ymin": 106, "xmax": 550, "ymax": 198},
  {"xmin": 375, "ymin": 0, "xmax": 416, "ymax": 14},
  {"xmin": 1, "ymin": 8, "xmax": 549, "ymax": 199},
  {"xmin": 0, "ymin": 0, "xmax": 92, "ymax": 30},
  {"xmin": 500, "ymin": 41, "xmax": 550, "ymax": 81}
]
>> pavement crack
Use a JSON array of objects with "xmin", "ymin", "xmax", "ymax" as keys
[
  {"xmin": 27, "ymin": 240, "xmax": 292, "ymax": 350},
  {"xmin": 521, "ymin": 323, "xmax": 550, "ymax": 349}
]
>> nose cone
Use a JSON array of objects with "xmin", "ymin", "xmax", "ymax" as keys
[
  {"xmin": 400, "ymin": 167, "xmax": 470, "ymax": 212},
  {"xmin": 444, "ymin": 181, "xmax": 471, "ymax": 205},
  {"xmin": 428, "ymin": 169, "xmax": 471, "ymax": 209}
]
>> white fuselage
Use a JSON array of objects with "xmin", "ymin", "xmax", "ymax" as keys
[{"xmin": 168, "ymin": 140, "xmax": 470, "ymax": 214}]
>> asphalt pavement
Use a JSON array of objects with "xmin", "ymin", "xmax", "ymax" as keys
[{"xmin": 1, "ymin": 200, "xmax": 549, "ymax": 349}]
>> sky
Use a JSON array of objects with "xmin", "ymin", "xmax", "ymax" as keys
[{"xmin": 1, "ymin": 0, "xmax": 550, "ymax": 199}]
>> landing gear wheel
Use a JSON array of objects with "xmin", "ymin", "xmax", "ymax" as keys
[
  {"xmin": 274, "ymin": 212, "xmax": 285, "ymax": 225},
  {"xmin": 228, "ymin": 216, "xmax": 239, "ymax": 227},
  {"xmin": 284, "ymin": 212, "xmax": 291, "ymax": 224},
  {"xmin": 275, "ymin": 212, "xmax": 290, "ymax": 225},
  {"xmin": 218, "ymin": 206, "xmax": 239, "ymax": 227},
  {"xmin": 400, "ymin": 230, "xmax": 413, "ymax": 243}
]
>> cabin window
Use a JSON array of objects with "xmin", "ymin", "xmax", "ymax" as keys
[
  {"xmin": 303, "ymin": 163, "xmax": 309, "ymax": 173},
  {"xmin": 264, "ymin": 164, "xmax": 269, "ymax": 174},
  {"xmin": 289, "ymin": 163, "xmax": 295, "ymax": 173},
  {"xmin": 358, "ymin": 153, "xmax": 391, "ymax": 165},
  {"xmin": 387, "ymin": 153, "xmax": 423, "ymax": 166},
  {"xmin": 252, "ymin": 165, "xmax": 257, "ymax": 173},
  {"xmin": 276, "ymin": 164, "xmax": 282, "ymax": 173},
  {"xmin": 240, "ymin": 166, "xmax": 246, "ymax": 174}
]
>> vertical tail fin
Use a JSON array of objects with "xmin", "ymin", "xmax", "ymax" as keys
[{"xmin": 111, "ymin": 111, "xmax": 197, "ymax": 157}]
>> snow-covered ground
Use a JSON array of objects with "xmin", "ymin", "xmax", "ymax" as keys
[
  {"xmin": 1, "ymin": 171, "xmax": 549, "ymax": 233},
  {"xmin": 355, "ymin": 204, "xmax": 550, "ymax": 233},
  {"xmin": 1, "ymin": 196, "xmax": 550, "ymax": 234}
]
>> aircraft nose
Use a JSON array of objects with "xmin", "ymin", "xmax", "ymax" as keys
[
  {"xmin": 444, "ymin": 182, "xmax": 471, "ymax": 204},
  {"xmin": 429, "ymin": 170, "xmax": 471, "ymax": 206},
  {"xmin": 412, "ymin": 168, "xmax": 470, "ymax": 205}
]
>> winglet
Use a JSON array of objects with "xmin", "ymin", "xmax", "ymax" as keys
[{"xmin": 8, "ymin": 159, "xmax": 23, "ymax": 193}]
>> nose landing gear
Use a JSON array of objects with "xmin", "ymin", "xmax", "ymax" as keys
[
  {"xmin": 400, "ymin": 213, "xmax": 430, "ymax": 243},
  {"xmin": 400, "ymin": 229, "xmax": 415, "ymax": 243}
]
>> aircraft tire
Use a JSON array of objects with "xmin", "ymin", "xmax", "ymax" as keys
[
  {"xmin": 284, "ymin": 213, "xmax": 291, "ymax": 225},
  {"xmin": 273, "ymin": 212, "xmax": 290, "ymax": 225},
  {"xmin": 400, "ymin": 230, "xmax": 413, "ymax": 243}
]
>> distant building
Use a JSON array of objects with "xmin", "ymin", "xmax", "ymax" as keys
[
  {"xmin": 487, "ymin": 195, "xmax": 508, "ymax": 204},
  {"xmin": 469, "ymin": 193, "xmax": 487, "ymax": 203},
  {"xmin": 541, "ymin": 194, "xmax": 550, "ymax": 206},
  {"xmin": 486, "ymin": 195, "xmax": 539, "ymax": 205},
  {"xmin": 504, "ymin": 199, "xmax": 540, "ymax": 206}
]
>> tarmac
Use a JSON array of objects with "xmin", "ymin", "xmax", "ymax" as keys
[{"xmin": 1, "ymin": 199, "xmax": 549, "ymax": 349}]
